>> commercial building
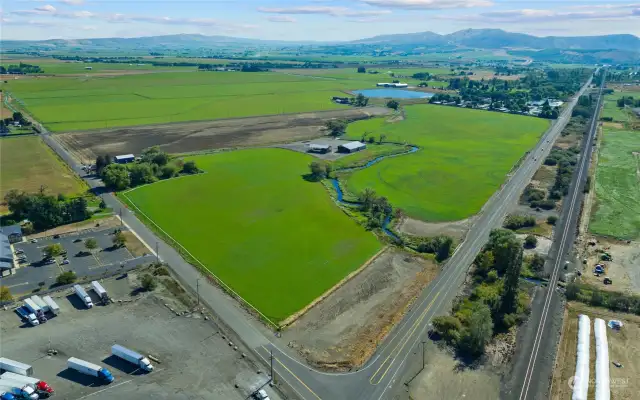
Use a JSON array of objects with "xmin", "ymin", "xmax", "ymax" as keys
[
  {"xmin": 338, "ymin": 141, "xmax": 367, "ymax": 153},
  {"xmin": 0, "ymin": 225, "xmax": 23, "ymax": 244},
  {"xmin": 0, "ymin": 233, "xmax": 14, "ymax": 275},
  {"xmin": 309, "ymin": 144, "xmax": 332, "ymax": 154},
  {"xmin": 114, "ymin": 154, "xmax": 135, "ymax": 164}
]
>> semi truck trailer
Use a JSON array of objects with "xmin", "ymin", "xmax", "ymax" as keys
[
  {"xmin": 66, "ymin": 358, "xmax": 113, "ymax": 383},
  {"xmin": 0, "ymin": 373, "xmax": 53, "ymax": 397},
  {"xmin": 72, "ymin": 285, "xmax": 93, "ymax": 309},
  {"xmin": 41, "ymin": 297, "xmax": 60, "ymax": 316},
  {"xmin": 111, "ymin": 344, "xmax": 153, "ymax": 372},
  {"xmin": 0, "ymin": 359, "xmax": 33, "ymax": 377},
  {"xmin": 90, "ymin": 281, "xmax": 109, "ymax": 305}
]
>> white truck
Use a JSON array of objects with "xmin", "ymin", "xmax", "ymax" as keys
[
  {"xmin": 41, "ymin": 297, "xmax": 60, "ymax": 316},
  {"xmin": 0, "ymin": 379, "xmax": 38, "ymax": 400},
  {"xmin": 111, "ymin": 345, "xmax": 153, "ymax": 372},
  {"xmin": 0, "ymin": 373, "xmax": 53, "ymax": 397},
  {"xmin": 66, "ymin": 358, "xmax": 113, "ymax": 383},
  {"xmin": 91, "ymin": 281, "xmax": 109, "ymax": 304},
  {"xmin": 0, "ymin": 359, "xmax": 33, "ymax": 377},
  {"xmin": 22, "ymin": 300, "xmax": 46, "ymax": 324},
  {"xmin": 73, "ymin": 285, "xmax": 93, "ymax": 309},
  {"xmin": 29, "ymin": 297, "xmax": 47, "ymax": 312}
]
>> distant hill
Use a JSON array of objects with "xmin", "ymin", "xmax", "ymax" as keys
[{"xmin": 352, "ymin": 29, "xmax": 640, "ymax": 52}]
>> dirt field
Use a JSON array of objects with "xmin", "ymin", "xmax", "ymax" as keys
[
  {"xmin": 397, "ymin": 217, "xmax": 473, "ymax": 241},
  {"xmin": 280, "ymin": 249, "xmax": 439, "ymax": 371},
  {"xmin": 550, "ymin": 303, "xmax": 639, "ymax": 400},
  {"xmin": 578, "ymin": 236, "xmax": 640, "ymax": 294},
  {"xmin": 55, "ymin": 107, "xmax": 390, "ymax": 162},
  {"xmin": 408, "ymin": 344, "xmax": 502, "ymax": 400}
]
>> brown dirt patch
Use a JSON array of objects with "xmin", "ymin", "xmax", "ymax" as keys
[
  {"xmin": 122, "ymin": 231, "xmax": 150, "ymax": 257},
  {"xmin": 531, "ymin": 165, "xmax": 556, "ymax": 191},
  {"xmin": 578, "ymin": 236, "xmax": 640, "ymax": 294},
  {"xmin": 550, "ymin": 302, "xmax": 640, "ymax": 400},
  {"xmin": 280, "ymin": 249, "xmax": 439, "ymax": 371},
  {"xmin": 55, "ymin": 107, "xmax": 390, "ymax": 162},
  {"xmin": 28, "ymin": 216, "xmax": 121, "ymax": 239},
  {"xmin": 397, "ymin": 217, "xmax": 473, "ymax": 241},
  {"xmin": 603, "ymin": 122, "xmax": 625, "ymax": 129}
]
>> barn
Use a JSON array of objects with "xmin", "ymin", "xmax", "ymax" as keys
[{"xmin": 338, "ymin": 141, "xmax": 366, "ymax": 153}]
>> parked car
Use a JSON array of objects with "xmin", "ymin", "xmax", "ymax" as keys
[
  {"xmin": 61, "ymin": 260, "xmax": 70, "ymax": 265},
  {"xmin": 73, "ymin": 239, "xmax": 82, "ymax": 243},
  {"xmin": 15, "ymin": 249, "xmax": 24, "ymax": 255},
  {"xmin": 53, "ymin": 235, "xmax": 60, "ymax": 239},
  {"xmin": 29, "ymin": 239, "xmax": 37, "ymax": 243}
]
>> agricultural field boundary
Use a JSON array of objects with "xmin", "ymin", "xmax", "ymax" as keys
[
  {"xmin": 120, "ymin": 182, "xmax": 280, "ymax": 329},
  {"xmin": 279, "ymin": 246, "xmax": 388, "ymax": 328}
]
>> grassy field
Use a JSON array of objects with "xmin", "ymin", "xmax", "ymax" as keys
[
  {"xmin": 341, "ymin": 105, "xmax": 549, "ymax": 221},
  {"xmin": 1, "ymin": 59, "xmax": 190, "ymax": 75},
  {"xmin": 601, "ymin": 91, "xmax": 633, "ymax": 122},
  {"xmin": 123, "ymin": 148, "xmax": 381, "ymax": 323},
  {"xmin": 278, "ymin": 68, "xmax": 450, "ymax": 87},
  {"xmin": 2, "ymin": 71, "xmax": 392, "ymax": 131},
  {"xmin": 589, "ymin": 127, "xmax": 640, "ymax": 239},
  {"xmin": 0, "ymin": 136, "xmax": 87, "ymax": 210}
]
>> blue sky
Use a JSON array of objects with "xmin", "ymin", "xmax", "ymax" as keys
[{"xmin": 2, "ymin": 0, "xmax": 639, "ymax": 41}]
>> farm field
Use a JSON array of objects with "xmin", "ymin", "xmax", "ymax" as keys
[
  {"xmin": 341, "ymin": 105, "xmax": 549, "ymax": 221},
  {"xmin": 123, "ymin": 148, "xmax": 382, "ymax": 323},
  {"xmin": 1, "ymin": 59, "xmax": 190, "ymax": 75},
  {"xmin": 589, "ymin": 127, "xmax": 640, "ymax": 239},
  {"xmin": 332, "ymin": 143, "xmax": 411, "ymax": 169},
  {"xmin": 276, "ymin": 67, "xmax": 450, "ymax": 87},
  {"xmin": 0, "ymin": 136, "xmax": 87, "ymax": 211},
  {"xmin": 601, "ymin": 91, "xmax": 634, "ymax": 122},
  {"xmin": 2, "ymin": 71, "xmax": 385, "ymax": 131}
]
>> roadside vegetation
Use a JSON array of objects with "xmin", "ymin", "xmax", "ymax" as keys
[
  {"xmin": 433, "ymin": 229, "xmax": 530, "ymax": 357},
  {"xmin": 565, "ymin": 282, "xmax": 640, "ymax": 316}
]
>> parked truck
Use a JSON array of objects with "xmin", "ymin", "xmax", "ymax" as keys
[
  {"xmin": 0, "ymin": 359, "xmax": 33, "ymax": 377},
  {"xmin": 41, "ymin": 297, "xmax": 59, "ymax": 316},
  {"xmin": 0, "ymin": 373, "xmax": 53, "ymax": 397},
  {"xmin": 66, "ymin": 358, "xmax": 113, "ymax": 383},
  {"xmin": 73, "ymin": 285, "xmax": 93, "ymax": 309},
  {"xmin": 29, "ymin": 297, "xmax": 47, "ymax": 312},
  {"xmin": 91, "ymin": 281, "xmax": 109, "ymax": 305},
  {"xmin": 0, "ymin": 380, "xmax": 38, "ymax": 400},
  {"xmin": 111, "ymin": 345, "xmax": 153, "ymax": 372},
  {"xmin": 0, "ymin": 391, "xmax": 15, "ymax": 400},
  {"xmin": 14, "ymin": 308, "xmax": 39, "ymax": 327},
  {"xmin": 22, "ymin": 300, "xmax": 46, "ymax": 324}
]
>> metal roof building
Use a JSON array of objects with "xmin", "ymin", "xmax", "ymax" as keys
[
  {"xmin": 114, "ymin": 154, "xmax": 135, "ymax": 164},
  {"xmin": 0, "ymin": 233, "xmax": 14, "ymax": 271},
  {"xmin": 337, "ymin": 141, "xmax": 367, "ymax": 153},
  {"xmin": 309, "ymin": 143, "xmax": 332, "ymax": 154}
]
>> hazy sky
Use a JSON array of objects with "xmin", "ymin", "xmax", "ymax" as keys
[{"xmin": 2, "ymin": 0, "xmax": 640, "ymax": 41}]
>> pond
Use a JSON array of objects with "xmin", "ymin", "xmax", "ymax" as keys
[{"xmin": 353, "ymin": 88, "xmax": 434, "ymax": 99}]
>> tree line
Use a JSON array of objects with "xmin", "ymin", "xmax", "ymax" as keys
[
  {"xmin": 433, "ymin": 229, "xmax": 530, "ymax": 356},
  {"xmin": 0, "ymin": 63, "xmax": 43, "ymax": 74},
  {"xmin": 3, "ymin": 190, "xmax": 90, "ymax": 231},
  {"xmin": 97, "ymin": 146, "xmax": 199, "ymax": 191}
]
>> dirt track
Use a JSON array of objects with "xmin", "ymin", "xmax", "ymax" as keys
[{"xmin": 55, "ymin": 107, "xmax": 390, "ymax": 162}]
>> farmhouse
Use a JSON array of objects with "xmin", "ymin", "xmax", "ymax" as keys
[
  {"xmin": 338, "ymin": 141, "xmax": 367, "ymax": 153},
  {"xmin": 309, "ymin": 143, "xmax": 332, "ymax": 154},
  {"xmin": 0, "ymin": 224, "xmax": 23, "ymax": 244},
  {"xmin": 84, "ymin": 66, "xmax": 92, "ymax": 70},
  {"xmin": 114, "ymin": 154, "xmax": 135, "ymax": 164},
  {"xmin": 377, "ymin": 83, "xmax": 409, "ymax": 88}
]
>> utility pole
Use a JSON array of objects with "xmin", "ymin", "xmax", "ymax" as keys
[
  {"xmin": 155, "ymin": 241, "xmax": 159, "ymax": 263},
  {"xmin": 270, "ymin": 349, "xmax": 274, "ymax": 383},
  {"xmin": 196, "ymin": 278, "xmax": 200, "ymax": 307}
]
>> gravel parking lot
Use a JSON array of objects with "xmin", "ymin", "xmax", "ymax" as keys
[
  {"xmin": 277, "ymin": 138, "xmax": 357, "ymax": 160},
  {"xmin": 0, "ymin": 273, "xmax": 280, "ymax": 400},
  {"xmin": 1, "ymin": 227, "xmax": 154, "ymax": 295}
]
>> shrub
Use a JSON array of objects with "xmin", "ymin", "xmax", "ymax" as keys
[
  {"xmin": 529, "ymin": 253, "xmax": 546, "ymax": 272},
  {"xmin": 486, "ymin": 270, "xmax": 498, "ymax": 283},
  {"xmin": 0, "ymin": 286, "xmax": 12, "ymax": 302},
  {"xmin": 530, "ymin": 200, "xmax": 556, "ymax": 210},
  {"xmin": 154, "ymin": 266, "xmax": 170, "ymax": 276},
  {"xmin": 56, "ymin": 271, "xmax": 77, "ymax": 285},
  {"xmin": 141, "ymin": 274, "xmax": 157, "ymax": 291},
  {"xmin": 160, "ymin": 164, "xmax": 179, "ymax": 179},
  {"xmin": 547, "ymin": 215, "xmax": 558, "ymax": 225},
  {"xmin": 524, "ymin": 235, "xmax": 538, "ymax": 248},
  {"xmin": 432, "ymin": 315, "xmax": 462, "ymax": 344},
  {"xmin": 182, "ymin": 161, "xmax": 198, "ymax": 174},
  {"xmin": 504, "ymin": 214, "xmax": 536, "ymax": 230}
]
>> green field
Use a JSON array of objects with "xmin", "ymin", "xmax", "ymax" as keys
[
  {"xmin": 0, "ymin": 136, "xmax": 87, "ymax": 211},
  {"xmin": 123, "ymin": 148, "xmax": 381, "ymax": 323},
  {"xmin": 589, "ymin": 127, "xmax": 640, "ymax": 239},
  {"xmin": 2, "ymin": 71, "xmax": 389, "ymax": 131},
  {"xmin": 601, "ymin": 91, "xmax": 633, "ymax": 122},
  {"xmin": 341, "ymin": 105, "xmax": 549, "ymax": 221},
  {"xmin": 283, "ymin": 67, "xmax": 450, "ymax": 87},
  {"xmin": 332, "ymin": 143, "xmax": 410, "ymax": 169}
]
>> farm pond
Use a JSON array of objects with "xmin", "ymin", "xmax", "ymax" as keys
[{"xmin": 353, "ymin": 89, "xmax": 434, "ymax": 99}]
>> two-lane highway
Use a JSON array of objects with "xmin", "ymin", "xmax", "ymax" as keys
[{"xmin": 39, "ymin": 74, "xmax": 594, "ymax": 399}]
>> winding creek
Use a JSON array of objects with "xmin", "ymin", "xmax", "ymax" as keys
[{"xmin": 329, "ymin": 145, "xmax": 420, "ymax": 239}]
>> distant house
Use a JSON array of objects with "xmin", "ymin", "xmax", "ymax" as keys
[
  {"xmin": 332, "ymin": 97, "xmax": 351, "ymax": 105},
  {"xmin": 0, "ymin": 225, "xmax": 23, "ymax": 244},
  {"xmin": 309, "ymin": 144, "xmax": 332, "ymax": 154},
  {"xmin": 84, "ymin": 66, "xmax": 93, "ymax": 70},
  {"xmin": 377, "ymin": 83, "xmax": 409, "ymax": 88},
  {"xmin": 338, "ymin": 141, "xmax": 366, "ymax": 153},
  {"xmin": 114, "ymin": 154, "xmax": 135, "ymax": 164}
]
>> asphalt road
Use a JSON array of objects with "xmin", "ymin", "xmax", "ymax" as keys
[
  {"xmin": 39, "ymin": 75, "xmax": 593, "ymax": 400},
  {"xmin": 503, "ymin": 73, "xmax": 605, "ymax": 400}
]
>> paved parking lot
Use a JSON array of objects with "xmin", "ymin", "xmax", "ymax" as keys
[
  {"xmin": 0, "ymin": 274, "xmax": 280, "ymax": 400},
  {"xmin": 1, "ymin": 227, "xmax": 154, "ymax": 295}
]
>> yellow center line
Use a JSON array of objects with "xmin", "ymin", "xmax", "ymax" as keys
[
  {"xmin": 369, "ymin": 292, "xmax": 439, "ymax": 385},
  {"xmin": 261, "ymin": 345, "xmax": 322, "ymax": 400}
]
